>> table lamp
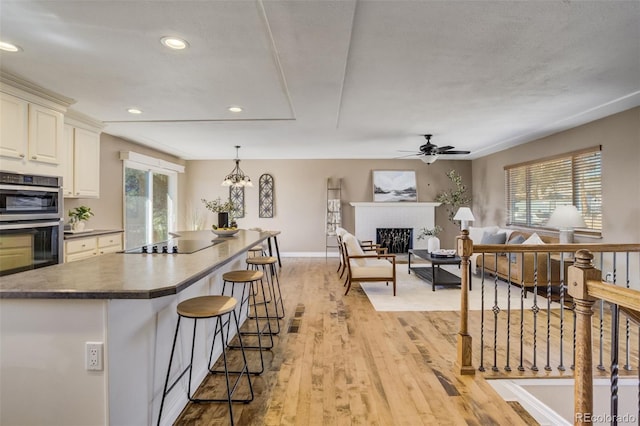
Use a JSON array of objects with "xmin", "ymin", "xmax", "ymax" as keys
[
  {"xmin": 453, "ymin": 207, "xmax": 475, "ymax": 231},
  {"xmin": 546, "ymin": 205, "xmax": 586, "ymax": 243}
]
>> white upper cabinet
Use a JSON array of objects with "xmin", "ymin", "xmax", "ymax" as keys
[
  {"xmin": 63, "ymin": 109, "xmax": 103, "ymax": 198},
  {"xmin": 0, "ymin": 93, "xmax": 28, "ymax": 159},
  {"xmin": 1, "ymin": 73, "xmax": 73, "ymax": 175},
  {"xmin": 27, "ymin": 103, "xmax": 64, "ymax": 164},
  {"xmin": 72, "ymin": 127, "xmax": 100, "ymax": 198}
]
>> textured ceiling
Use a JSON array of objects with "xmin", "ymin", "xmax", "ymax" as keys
[{"xmin": 1, "ymin": 0, "xmax": 638, "ymax": 160}]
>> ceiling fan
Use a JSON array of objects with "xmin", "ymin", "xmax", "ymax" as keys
[{"xmin": 399, "ymin": 134, "xmax": 471, "ymax": 164}]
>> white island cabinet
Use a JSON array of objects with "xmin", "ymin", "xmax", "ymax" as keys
[{"xmin": 0, "ymin": 230, "xmax": 277, "ymax": 426}]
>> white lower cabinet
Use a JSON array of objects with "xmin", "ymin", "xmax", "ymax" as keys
[{"xmin": 65, "ymin": 232, "xmax": 123, "ymax": 263}]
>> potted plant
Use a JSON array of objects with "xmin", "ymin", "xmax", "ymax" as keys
[
  {"xmin": 436, "ymin": 169, "xmax": 471, "ymax": 223},
  {"xmin": 68, "ymin": 206, "xmax": 94, "ymax": 231},
  {"xmin": 417, "ymin": 225, "xmax": 443, "ymax": 253},
  {"xmin": 201, "ymin": 197, "xmax": 236, "ymax": 228}
]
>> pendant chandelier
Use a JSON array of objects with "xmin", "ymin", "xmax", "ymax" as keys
[{"xmin": 221, "ymin": 145, "xmax": 253, "ymax": 187}]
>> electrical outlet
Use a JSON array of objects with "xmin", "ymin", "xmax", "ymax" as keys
[
  {"xmin": 605, "ymin": 272, "xmax": 614, "ymax": 283},
  {"xmin": 86, "ymin": 342, "xmax": 103, "ymax": 371}
]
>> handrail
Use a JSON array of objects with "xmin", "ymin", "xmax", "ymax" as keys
[{"xmin": 456, "ymin": 230, "xmax": 640, "ymax": 417}]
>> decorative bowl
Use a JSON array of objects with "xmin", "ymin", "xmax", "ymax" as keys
[{"xmin": 212, "ymin": 228, "xmax": 240, "ymax": 237}]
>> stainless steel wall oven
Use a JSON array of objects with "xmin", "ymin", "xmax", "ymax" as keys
[{"xmin": 0, "ymin": 171, "xmax": 64, "ymax": 276}]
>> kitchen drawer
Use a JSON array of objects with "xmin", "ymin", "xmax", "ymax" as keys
[
  {"xmin": 98, "ymin": 233, "xmax": 122, "ymax": 249},
  {"xmin": 66, "ymin": 237, "xmax": 97, "ymax": 255},
  {"xmin": 66, "ymin": 250, "xmax": 97, "ymax": 263}
]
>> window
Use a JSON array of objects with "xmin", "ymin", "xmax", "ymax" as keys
[
  {"xmin": 120, "ymin": 151, "xmax": 183, "ymax": 249},
  {"xmin": 505, "ymin": 146, "xmax": 602, "ymax": 233}
]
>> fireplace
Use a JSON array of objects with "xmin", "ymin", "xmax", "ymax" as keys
[{"xmin": 376, "ymin": 228, "xmax": 413, "ymax": 254}]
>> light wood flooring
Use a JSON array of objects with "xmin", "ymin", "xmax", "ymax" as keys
[{"xmin": 174, "ymin": 257, "xmax": 634, "ymax": 425}]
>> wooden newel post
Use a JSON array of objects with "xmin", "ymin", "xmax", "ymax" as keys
[
  {"xmin": 567, "ymin": 249, "xmax": 600, "ymax": 425},
  {"xmin": 457, "ymin": 229, "xmax": 475, "ymax": 375}
]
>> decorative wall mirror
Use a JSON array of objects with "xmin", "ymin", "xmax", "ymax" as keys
[{"xmin": 259, "ymin": 174, "xmax": 274, "ymax": 218}]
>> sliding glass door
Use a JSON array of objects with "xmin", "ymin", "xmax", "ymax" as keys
[{"xmin": 124, "ymin": 163, "xmax": 177, "ymax": 249}]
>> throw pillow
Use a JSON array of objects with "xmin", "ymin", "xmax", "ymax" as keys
[
  {"xmin": 342, "ymin": 234, "xmax": 366, "ymax": 267},
  {"xmin": 480, "ymin": 232, "xmax": 507, "ymax": 245},
  {"xmin": 522, "ymin": 232, "xmax": 545, "ymax": 245},
  {"xmin": 468, "ymin": 226, "xmax": 499, "ymax": 243},
  {"xmin": 507, "ymin": 234, "xmax": 526, "ymax": 262}
]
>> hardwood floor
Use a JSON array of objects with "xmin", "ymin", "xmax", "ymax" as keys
[{"xmin": 175, "ymin": 258, "xmax": 540, "ymax": 425}]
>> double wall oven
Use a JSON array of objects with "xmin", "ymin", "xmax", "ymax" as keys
[{"xmin": 0, "ymin": 171, "xmax": 64, "ymax": 276}]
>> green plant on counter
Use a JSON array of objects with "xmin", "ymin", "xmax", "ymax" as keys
[
  {"xmin": 68, "ymin": 206, "xmax": 94, "ymax": 223},
  {"xmin": 201, "ymin": 197, "xmax": 236, "ymax": 225}
]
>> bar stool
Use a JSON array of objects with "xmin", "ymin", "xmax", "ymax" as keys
[
  {"xmin": 157, "ymin": 295, "xmax": 253, "ymax": 426},
  {"xmin": 247, "ymin": 245, "xmax": 266, "ymax": 257},
  {"xmin": 246, "ymin": 256, "xmax": 285, "ymax": 322},
  {"xmin": 217, "ymin": 269, "xmax": 273, "ymax": 375}
]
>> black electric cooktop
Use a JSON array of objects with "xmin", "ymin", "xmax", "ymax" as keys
[{"xmin": 123, "ymin": 238, "xmax": 223, "ymax": 254}]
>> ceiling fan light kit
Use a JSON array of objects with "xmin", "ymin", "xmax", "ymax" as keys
[
  {"xmin": 421, "ymin": 155, "xmax": 438, "ymax": 164},
  {"xmin": 399, "ymin": 134, "xmax": 471, "ymax": 163}
]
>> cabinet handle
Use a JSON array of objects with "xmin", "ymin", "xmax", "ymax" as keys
[
  {"xmin": 32, "ymin": 155, "xmax": 37, "ymax": 160},
  {"xmin": 75, "ymin": 192, "xmax": 80, "ymax": 195},
  {"xmin": 19, "ymin": 154, "xmax": 25, "ymax": 158},
  {"xmin": 81, "ymin": 244, "xmax": 86, "ymax": 247}
]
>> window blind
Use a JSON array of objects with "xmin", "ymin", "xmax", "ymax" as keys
[{"xmin": 505, "ymin": 147, "xmax": 602, "ymax": 232}]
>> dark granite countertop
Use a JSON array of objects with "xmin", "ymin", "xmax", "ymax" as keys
[
  {"xmin": 0, "ymin": 230, "xmax": 272, "ymax": 300},
  {"xmin": 63, "ymin": 229, "xmax": 124, "ymax": 240}
]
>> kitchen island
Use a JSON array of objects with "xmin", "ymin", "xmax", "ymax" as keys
[{"xmin": 0, "ymin": 229, "xmax": 275, "ymax": 426}]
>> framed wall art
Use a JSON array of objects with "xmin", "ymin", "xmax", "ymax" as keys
[{"xmin": 372, "ymin": 170, "xmax": 417, "ymax": 202}]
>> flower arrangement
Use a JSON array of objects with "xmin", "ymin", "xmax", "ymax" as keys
[
  {"xmin": 201, "ymin": 197, "xmax": 236, "ymax": 228},
  {"xmin": 417, "ymin": 225, "xmax": 443, "ymax": 240},
  {"xmin": 201, "ymin": 197, "xmax": 234, "ymax": 213}
]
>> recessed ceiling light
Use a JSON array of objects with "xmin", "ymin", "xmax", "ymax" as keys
[
  {"xmin": 127, "ymin": 108, "xmax": 143, "ymax": 115},
  {"xmin": 160, "ymin": 36, "xmax": 189, "ymax": 50},
  {"xmin": 0, "ymin": 41, "xmax": 21, "ymax": 52},
  {"xmin": 228, "ymin": 106, "xmax": 243, "ymax": 113}
]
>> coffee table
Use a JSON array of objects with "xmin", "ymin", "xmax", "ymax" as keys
[{"xmin": 407, "ymin": 249, "xmax": 472, "ymax": 291}]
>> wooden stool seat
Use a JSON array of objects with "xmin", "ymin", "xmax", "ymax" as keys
[
  {"xmin": 177, "ymin": 295, "xmax": 237, "ymax": 319},
  {"xmin": 222, "ymin": 270, "xmax": 264, "ymax": 283},
  {"xmin": 246, "ymin": 256, "xmax": 277, "ymax": 266}
]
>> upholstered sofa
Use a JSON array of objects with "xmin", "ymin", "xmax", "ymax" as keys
[{"xmin": 469, "ymin": 226, "xmax": 561, "ymax": 288}]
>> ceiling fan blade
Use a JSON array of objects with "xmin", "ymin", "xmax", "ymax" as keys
[
  {"xmin": 393, "ymin": 153, "xmax": 421, "ymax": 159},
  {"xmin": 440, "ymin": 150, "xmax": 471, "ymax": 155},
  {"xmin": 434, "ymin": 145, "xmax": 454, "ymax": 153}
]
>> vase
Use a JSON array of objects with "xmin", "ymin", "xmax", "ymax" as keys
[
  {"xmin": 72, "ymin": 221, "xmax": 85, "ymax": 232},
  {"xmin": 427, "ymin": 236, "xmax": 440, "ymax": 253},
  {"xmin": 217, "ymin": 212, "xmax": 229, "ymax": 228}
]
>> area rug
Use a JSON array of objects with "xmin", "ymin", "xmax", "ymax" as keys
[{"xmin": 359, "ymin": 265, "xmax": 558, "ymax": 312}]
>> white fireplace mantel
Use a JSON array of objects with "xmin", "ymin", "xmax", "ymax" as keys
[{"xmin": 349, "ymin": 202, "xmax": 441, "ymax": 250}]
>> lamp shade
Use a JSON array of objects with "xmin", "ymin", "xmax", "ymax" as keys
[
  {"xmin": 453, "ymin": 207, "xmax": 475, "ymax": 231},
  {"xmin": 546, "ymin": 205, "xmax": 586, "ymax": 230}
]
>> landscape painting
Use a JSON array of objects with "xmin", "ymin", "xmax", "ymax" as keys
[{"xmin": 372, "ymin": 170, "xmax": 417, "ymax": 202}]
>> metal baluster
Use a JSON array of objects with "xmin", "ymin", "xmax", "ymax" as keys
[
  {"xmin": 597, "ymin": 252, "xmax": 605, "ymax": 371},
  {"xmin": 558, "ymin": 254, "xmax": 566, "ymax": 371},
  {"xmin": 492, "ymin": 253, "xmax": 500, "ymax": 372},
  {"xmin": 545, "ymin": 252, "xmax": 552, "ymax": 371},
  {"xmin": 624, "ymin": 252, "xmax": 631, "ymax": 371},
  {"xmin": 531, "ymin": 252, "xmax": 539, "ymax": 371},
  {"xmin": 518, "ymin": 252, "xmax": 525, "ymax": 372},
  {"xmin": 611, "ymin": 303, "xmax": 620, "ymax": 425},
  {"xmin": 571, "ymin": 299, "xmax": 576, "ymax": 370},
  {"xmin": 479, "ymin": 254, "xmax": 486, "ymax": 372},
  {"xmin": 505, "ymin": 257, "xmax": 512, "ymax": 372}
]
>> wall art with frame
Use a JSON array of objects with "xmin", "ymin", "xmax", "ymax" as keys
[{"xmin": 372, "ymin": 170, "xmax": 417, "ymax": 202}]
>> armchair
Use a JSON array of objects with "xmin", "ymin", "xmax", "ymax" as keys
[{"xmin": 342, "ymin": 233, "xmax": 396, "ymax": 296}]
